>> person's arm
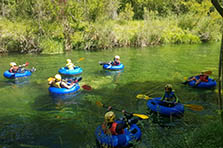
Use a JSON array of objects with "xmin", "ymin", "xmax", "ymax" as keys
[
  {"xmin": 173, "ymin": 93, "xmax": 179, "ymax": 103},
  {"xmin": 161, "ymin": 93, "xmax": 165, "ymax": 101},
  {"xmin": 61, "ymin": 81, "xmax": 74, "ymax": 89},
  {"xmin": 9, "ymin": 67, "xmax": 13, "ymax": 73}
]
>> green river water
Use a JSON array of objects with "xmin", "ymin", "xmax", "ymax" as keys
[{"xmin": 0, "ymin": 43, "xmax": 221, "ymax": 148}]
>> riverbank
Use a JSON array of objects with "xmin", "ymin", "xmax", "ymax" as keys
[{"xmin": 0, "ymin": 13, "xmax": 221, "ymax": 54}]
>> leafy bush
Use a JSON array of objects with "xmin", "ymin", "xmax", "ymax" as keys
[{"xmin": 39, "ymin": 38, "xmax": 63, "ymax": 54}]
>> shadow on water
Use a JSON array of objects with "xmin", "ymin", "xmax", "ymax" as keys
[
  {"xmin": 0, "ymin": 77, "xmax": 30, "ymax": 89},
  {"xmin": 0, "ymin": 75, "xmax": 219, "ymax": 148},
  {"xmin": 90, "ymin": 79, "xmax": 219, "ymax": 147}
]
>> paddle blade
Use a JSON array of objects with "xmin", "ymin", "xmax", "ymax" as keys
[
  {"xmin": 96, "ymin": 101, "xmax": 103, "ymax": 107},
  {"xmin": 77, "ymin": 58, "xmax": 85, "ymax": 63},
  {"xmin": 184, "ymin": 77, "xmax": 188, "ymax": 80},
  {"xmin": 136, "ymin": 94, "xmax": 150, "ymax": 100},
  {"xmin": 82, "ymin": 85, "xmax": 92, "ymax": 91},
  {"xmin": 48, "ymin": 77, "xmax": 55, "ymax": 82},
  {"xmin": 184, "ymin": 104, "xmax": 204, "ymax": 111},
  {"xmin": 25, "ymin": 62, "xmax": 29, "ymax": 66},
  {"xmin": 132, "ymin": 113, "xmax": 149, "ymax": 119}
]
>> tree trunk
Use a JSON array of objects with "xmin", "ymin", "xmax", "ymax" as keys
[
  {"xmin": 212, "ymin": 0, "xmax": 223, "ymax": 124},
  {"xmin": 211, "ymin": 0, "xmax": 223, "ymax": 17},
  {"xmin": 219, "ymin": 35, "xmax": 223, "ymax": 124}
]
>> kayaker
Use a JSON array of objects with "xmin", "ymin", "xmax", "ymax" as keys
[
  {"xmin": 160, "ymin": 84, "xmax": 179, "ymax": 107},
  {"xmin": 49, "ymin": 74, "xmax": 77, "ymax": 89},
  {"xmin": 9, "ymin": 62, "xmax": 28, "ymax": 73},
  {"xmin": 102, "ymin": 107, "xmax": 138, "ymax": 135},
  {"xmin": 182, "ymin": 71, "xmax": 209, "ymax": 86},
  {"xmin": 111, "ymin": 55, "xmax": 121, "ymax": 66},
  {"xmin": 66, "ymin": 59, "xmax": 76, "ymax": 70}
]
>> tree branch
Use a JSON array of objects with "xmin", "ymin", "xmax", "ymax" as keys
[{"xmin": 211, "ymin": 0, "xmax": 223, "ymax": 17}]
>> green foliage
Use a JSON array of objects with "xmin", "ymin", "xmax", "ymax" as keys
[
  {"xmin": 162, "ymin": 25, "xmax": 201, "ymax": 44},
  {"xmin": 0, "ymin": 0, "xmax": 222, "ymax": 53},
  {"xmin": 119, "ymin": 3, "xmax": 134, "ymax": 21},
  {"xmin": 39, "ymin": 38, "xmax": 63, "ymax": 54}
]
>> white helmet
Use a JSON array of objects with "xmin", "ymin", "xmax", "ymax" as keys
[
  {"xmin": 115, "ymin": 55, "xmax": 120, "ymax": 59},
  {"xmin": 66, "ymin": 59, "xmax": 72, "ymax": 63},
  {"xmin": 10, "ymin": 62, "xmax": 17, "ymax": 67},
  {"xmin": 55, "ymin": 74, "xmax": 62, "ymax": 81}
]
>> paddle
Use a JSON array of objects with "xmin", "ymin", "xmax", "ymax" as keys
[
  {"xmin": 136, "ymin": 94, "xmax": 204, "ymax": 111},
  {"xmin": 96, "ymin": 101, "xmax": 149, "ymax": 120},
  {"xmin": 99, "ymin": 61, "xmax": 111, "ymax": 65},
  {"xmin": 19, "ymin": 62, "xmax": 29, "ymax": 68},
  {"xmin": 76, "ymin": 57, "xmax": 85, "ymax": 63},
  {"xmin": 82, "ymin": 85, "xmax": 92, "ymax": 91}
]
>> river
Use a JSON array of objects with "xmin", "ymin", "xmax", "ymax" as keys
[{"xmin": 0, "ymin": 43, "xmax": 220, "ymax": 148}]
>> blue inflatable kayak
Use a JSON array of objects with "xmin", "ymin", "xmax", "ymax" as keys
[
  {"xmin": 103, "ymin": 63, "xmax": 124, "ymax": 71},
  {"xmin": 188, "ymin": 76, "xmax": 216, "ymax": 88},
  {"xmin": 48, "ymin": 83, "xmax": 80, "ymax": 95},
  {"xmin": 95, "ymin": 121, "xmax": 141, "ymax": 147},
  {"xmin": 3, "ymin": 70, "xmax": 32, "ymax": 79},
  {"xmin": 58, "ymin": 67, "xmax": 83, "ymax": 76},
  {"xmin": 147, "ymin": 97, "xmax": 184, "ymax": 116}
]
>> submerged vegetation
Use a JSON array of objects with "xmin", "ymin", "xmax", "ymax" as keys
[{"xmin": 0, "ymin": 0, "xmax": 222, "ymax": 54}]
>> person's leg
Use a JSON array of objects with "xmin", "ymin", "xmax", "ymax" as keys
[
  {"xmin": 182, "ymin": 76, "xmax": 195, "ymax": 84},
  {"xmin": 195, "ymin": 79, "xmax": 201, "ymax": 86}
]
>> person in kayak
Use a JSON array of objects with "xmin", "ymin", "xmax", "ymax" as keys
[
  {"xmin": 111, "ymin": 55, "xmax": 121, "ymax": 66},
  {"xmin": 49, "ymin": 74, "xmax": 78, "ymax": 89},
  {"xmin": 160, "ymin": 84, "xmax": 179, "ymax": 107},
  {"xmin": 102, "ymin": 107, "xmax": 138, "ymax": 135},
  {"xmin": 9, "ymin": 62, "xmax": 31, "ymax": 73},
  {"xmin": 182, "ymin": 71, "xmax": 209, "ymax": 86},
  {"xmin": 66, "ymin": 59, "xmax": 76, "ymax": 70}
]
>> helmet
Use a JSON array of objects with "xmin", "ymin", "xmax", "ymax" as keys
[
  {"xmin": 10, "ymin": 62, "xmax": 16, "ymax": 67},
  {"xmin": 165, "ymin": 84, "xmax": 172, "ymax": 90},
  {"xmin": 114, "ymin": 55, "xmax": 120, "ymax": 59},
  {"xmin": 55, "ymin": 74, "xmax": 62, "ymax": 81},
  {"xmin": 66, "ymin": 59, "xmax": 72, "ymax": 63},
  {"xmin": 105, "ymin": 111, "xmax": 115, "ymax": 123}
]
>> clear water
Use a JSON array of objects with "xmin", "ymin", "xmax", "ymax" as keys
[{"xmin": 0, "ymin": 43, "xmax": 220, "ymax": 148}]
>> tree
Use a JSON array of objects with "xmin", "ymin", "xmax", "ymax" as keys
[
  {"xmin": 211, "ymin": 0, "xmax": 223, "ymax": 17},
  {"xmin": 211, "ymin": 0, "xmax": 223, "ymax": 124}
]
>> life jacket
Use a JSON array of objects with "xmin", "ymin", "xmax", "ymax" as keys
[
  {"xmin": 52, "ymin": 81, "xmax": 62, "ymax": 88},
  {"xmin": 199, "ymin": 75, "xmax": 208, "ymax": 82},
  {"xmin": 66, "ymin": 63, "xmax": 75, "ymax": 70},
  {"xmin": 112, "ymin": 61, "xmax": 120, "ymax": 66},
  {"xmin": 9, "ymin": 66, "xmax": 19, "ymax": 73},
  {"xmin": 163, "ymin": 91, "xmax": 175, "ymax": 102},
  {"xmin": 102, "ymin": 122, "xmax": 124, "ymax": 135}
]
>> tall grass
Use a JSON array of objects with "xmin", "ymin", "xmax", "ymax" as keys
[{"xmin": 0, "ymin": 13, "xmax": 221, "ymax": 54}]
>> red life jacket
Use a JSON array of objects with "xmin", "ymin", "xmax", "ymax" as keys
[
  {"xmin": 112, "ymin": 61, "xmax": 120, "ymax": 66},
  {"xmin": 200, "ymin": 75, "xmax": 208, "ymax": 82},
  {"xmin": 102, "ymin": 122, "xmax": 124, "ymax": 135},
  {"xmin": 9, "ymin": 66, "xmax": 19, "ymax": 73}
]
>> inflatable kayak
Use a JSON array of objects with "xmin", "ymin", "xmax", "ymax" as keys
[
  {"xmin": 103, "ymin": 63, "xmax": 124, "ymax": 71},
  {"xmin": 188, "ymin": 76, "xmax": 216, "ymax": 88},
  {"xmin": 3, "ymin": 70, "xmax": 32, "ymax": 79},
  {"xmin": 95, "ymin": 121, "xmax": 141, "ymax": 147},
  {"xmin": 147, "ymin": 97, "xmax": 184, "ymax": 116},
  {"xmin": 48, "ymin": 83, "xmax": 80, "ymax": 95},
  {"xmin": 58, "ymin": 67, "xmax": 83, "ymax": 76}
]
